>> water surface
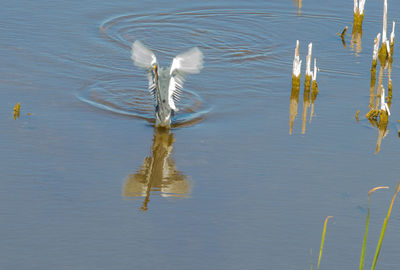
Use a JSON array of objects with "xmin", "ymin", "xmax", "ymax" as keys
[{"xmin": 1, "ymin": 0, "xmax": 400, "ymax": 269}]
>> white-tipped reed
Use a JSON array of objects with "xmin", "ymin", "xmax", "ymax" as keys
[
  {"xmin": 373, "ymin": 33, "xmax": 381, "ymax": 61},
  {"xmin": 292, "ymin": 40, "xmax": 302, "ymax": 78},
  {"xmin": 385, "ymin": 40, "xmax": 391, "ymax": 56},
  {"xmin": 380, "ymin": 86, "xmax": 391, "ymax": 115},
  {"xmin": 390, "ymin": 21, "xmax": 395, "ymax": 44},
  {"xmin": 359, "ymin": 0, "xmax": 366, "ymax": 15},
  {"xmin": 312, "ymin": 58, "xmax": 317, "ymax": 81},
  {"xmin": 354, "ymin": 0, "xmax": 359, "ymax": 14},
  {"xmin": 306, "ymin": 43, "xmax": 313, "ymax": 77},
  {"xmin": 382, "ymin": 0, "xmax": 388, "ymax": 44}
]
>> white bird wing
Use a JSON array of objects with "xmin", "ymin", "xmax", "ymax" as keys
[
  {"xmin": 168, "ymin": 47, "xmax": 204, "ymax": 111},
  {"xmin": 131, "ymin": 40, "xmax": 158, "ymax": 100}
]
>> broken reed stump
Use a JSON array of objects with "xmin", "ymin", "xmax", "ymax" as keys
[
  {"xmin": 351, "ymin": 0, "xmax": 365, "ymax": 54},
  {"xmin": 304, "ymin": 43, "xmax": 313, "ymax": 91},
  {"xmin": 290, "ymin": 40, "xmax": 302, "ymax": 134},
  {"xmin": 389, "ymin": 21, "xmax": 395, "ymax": 61},
  {"xmin": 292, "ymin": 40, "xmax": 302, "ymax": 88},
  {"xmin": 302, "ymin": 42, "xmax": 313, "ymax": 133},
  {"xmin": 378, "ymin": 0, "xmax": 391, "ymax": 63},
  {"xmin": 310, "ymin": 59, "xmax": 319, "ymax": 123},
  {"xmin": 353, "ymin": 0, "xmax": 366, "ymax": 29}
]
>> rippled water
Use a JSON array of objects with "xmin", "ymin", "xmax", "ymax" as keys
[{"xmin": 2, "ymin": 0, "xmax": 400, "ymax": 269}]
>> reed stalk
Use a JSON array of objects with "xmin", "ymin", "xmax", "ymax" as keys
[
  {"xmin": 317, "ymin": 216, "xmax": 333, "ymax": 270},
  {"xmin": 378, "ymin": 0, "xmax": 389, "ymax": 62},
  {"xmin": 371, "ymin": 181, "xmax": 400, "ymax": 270},
  {"xmin": 359, "ymin": 186, "xmax": 389, "ymax": 270},
  {"xmin": 290, "ymin": 40, "xmax": 302, "ymax": 134},
  {"xmin": 310, "ymin": 59, "xmax": 319, "ymax": 123}
]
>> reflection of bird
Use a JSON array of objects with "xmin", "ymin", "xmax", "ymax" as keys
[
  {"xmin": 123, "ymin": 127, "xmax": 191, "ymax": 211},
  {"xmin": 131, "ymin": 41, "xmax": 204, "ymax": 127}
]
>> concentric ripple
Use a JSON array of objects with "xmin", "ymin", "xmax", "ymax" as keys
[{"xmin": 77, "ymin": 76, "xmax": 211, "ymax": 128}]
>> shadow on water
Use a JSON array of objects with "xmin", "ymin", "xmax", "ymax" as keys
[{"xmin": 123, "ymin": 127, "xmax": 191, "ymax": 211}]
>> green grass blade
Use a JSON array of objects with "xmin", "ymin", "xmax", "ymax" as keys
[
  {"xmin": 371, "ymin": 181, "xmax": 400, "ymax": 270},
  {"xmin": 359, "ymin": 186, "xmax": 388, "ymax": 270},
  {"xmin": 317, "ymin": 216, "xmax": 333, "ymax": 270}
]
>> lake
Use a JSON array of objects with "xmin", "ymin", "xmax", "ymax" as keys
[{"xmin": 1, "ymin": 0, "xmax": 400, "ymax": 269}]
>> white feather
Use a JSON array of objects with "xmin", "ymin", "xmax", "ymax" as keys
[
  {"xmin": 168, "ymin": 47, "xmax": 204, "ymax": 110},
  {"xmin": 131, "ymin": 40, "xmax": 157, "ymax": 69}
]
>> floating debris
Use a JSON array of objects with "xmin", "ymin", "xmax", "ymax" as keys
[
  {"xmin": 13, "ymin": 102, "xmax": 21, "ymax": 120},
  {"xmin": 341, "ymin": 26, "xmax": 348, "ymax": 38},
  {"xmin": 339, "ymin": 26, "xmax": 348, "ymax": 48}
]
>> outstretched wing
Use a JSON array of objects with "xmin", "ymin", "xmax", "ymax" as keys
[
  {"xmin": 131, "ymin": 40, "xmax": 157, "ymax": 100},
  {"xmin": 168, "ymin": 47, "xmax": 204, "ymax": 111}
]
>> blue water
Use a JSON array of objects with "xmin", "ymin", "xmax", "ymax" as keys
[{"xmin": 1, "ymin": 0, "xmax": 400, "ymax": 269}]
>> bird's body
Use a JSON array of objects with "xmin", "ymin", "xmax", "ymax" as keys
[{"xmin": 131, "ymin": 41, "xmax": 204, "ymax": 127}]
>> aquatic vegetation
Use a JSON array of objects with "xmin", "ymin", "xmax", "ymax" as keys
[
  {"xmin": 13, "ymin": 102, "xmax": 21, "ymax": 120},
  {"xmin": 359, "ymin": 186, "xmax": 388, "ymax": 270},
  {"xmin": 371, "ymin": 182, "xmax": 400, "ymax": 270},
  {"xmin": 353, "ymin": 0, "xmax": 366, "ymax": 28},
  {"xmin": 316, "ymin": 216, "xmax": 333, "ymax": 270},
  {"xmin": 363, "ymin": 26, "xmax": 394, "ymax": 154},
  {"xmin": 123, "ymin": 127, "xmax": 190, "ymax": 211},
  {"xmin": 377, "ymin": 0, "xmax": 395, "ymax": 63},
  {"xmin": 290, "ymin": 41, "xmax": 319, "ymax": 134},
  {"xmin": 313, "ymin": 182, "xmax": 399, "ymax": 269},
  {"xmin": 290, "ymin": 40, "xmax": 302, "ymax": 135},
  {"xmin": 350, "ymin": 0, "xmax": 366, "ymax": 54}
]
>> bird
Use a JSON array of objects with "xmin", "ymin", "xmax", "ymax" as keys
[{"xmin": 131, "ymin": 40, "xmax": 204, "ymax": 127}]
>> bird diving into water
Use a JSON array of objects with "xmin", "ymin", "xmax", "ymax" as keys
[{"xmin": 131, "ymin": 41, "xmax": 204, "ymax": 127}]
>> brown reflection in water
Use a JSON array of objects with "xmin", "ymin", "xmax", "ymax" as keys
[
  {"xmin": 293, "ymin": 0, "xmax": 302, "ymax": 15},
  {"xmin": 350, "ymin": 2, "xmax": 365, "ymax": 55},
  {"xmin": 310, "ymin": 80, "xmax": 319, "ymax": 123},
  {"xmin": 289, "ymin": 77, "xmax": 300, "ymax": 135},
  {"xmin": 350, "ymin": 26, "xmax": 362, "ymax": 55},
  {"xmin": 123, "ymin": 128, "xmax": 191, "ymax": 211},
  {"xmin": 301, "ymin": 77, "xmax": 311, "ymax": 134},
  {"xmin": 375, "ymin": 114, "xmax": 389, "ymax": 154},
  {"xmin": 365, "ymin": 56, "xmax": 393, "ymax": 154}
]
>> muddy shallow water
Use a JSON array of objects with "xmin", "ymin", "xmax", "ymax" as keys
[{"xmin": 1, "ymin": 0, "xmax": 400, "ymax": 269}]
